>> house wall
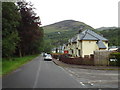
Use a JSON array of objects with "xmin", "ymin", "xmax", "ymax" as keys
[
  {"xmin": 77, "ymin": 40, "xmax": 82, "ymax": 49},
  {"xmin": 82, "ymin": 40, "xmax": 98, "ymax": 57},
  {"xmin": 76, "ymin": 41, "xmax": 82, "ymax": 57},
  {"xmin": 69, "ymin": 43, "xmax": 77, "ymax": 56},
  {"xmin": 103, "ymin": 41, "xmax": 108, "ymax": 50},
  {"xmin": 64, "ymin": 40, "xmax": 108, "ymax": 58}
]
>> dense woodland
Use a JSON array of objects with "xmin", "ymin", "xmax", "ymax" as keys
[{"xmin": 2, "ymin": 1, "xmax": 45, "ymax": 58}]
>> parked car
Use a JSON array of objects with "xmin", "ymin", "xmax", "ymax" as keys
[{"xmin": 44, "ymin": 54, "xmax": 52, "ymax": 61}]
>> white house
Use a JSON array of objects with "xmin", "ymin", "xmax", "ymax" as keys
[{"xmin": 64, "ymin": 29, "xmax": 108, "ymax": 57}]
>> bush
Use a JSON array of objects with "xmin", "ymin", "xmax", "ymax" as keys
[{"xmin": 109, "ymin": 52, "xmax": 120, "ymax": 66}]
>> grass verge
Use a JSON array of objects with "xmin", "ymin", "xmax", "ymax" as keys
[{"xmin": 2, "ymin": 54, "xmax": 39, "ymax": 76}]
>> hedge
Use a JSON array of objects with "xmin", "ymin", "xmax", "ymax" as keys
[{"xmin": 109, "ymin": 52, "xmax": 120, "ymax": 66}]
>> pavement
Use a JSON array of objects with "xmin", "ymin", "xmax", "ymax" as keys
[
  {"xmin": 52, "ymin": 58, "xmax": 119, "ymax": 88},
  {"xmin": 52, "ymin": 58, "xmax": 120, "ymax": 70}
]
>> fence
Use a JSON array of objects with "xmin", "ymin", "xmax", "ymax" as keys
[
  {"xmin": 94, "ymin": 50, "xmax": 112, "ymax": 66},
  {"xmin": 52, "ymin": 51, "xmax": 113, "ymax": 66}
]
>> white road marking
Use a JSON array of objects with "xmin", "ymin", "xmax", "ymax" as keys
[
  {"xmin": 88, "ymin": 81, "xmax": 94, "ymax": 86},
  {"xmin": 58, "ymin": 66, "xmax": 84, "ymax": 87},
  {"xmin": 58, "ymin": 66, "xmax": 65, "ymax": 71},
  {"xmin": 33, "ymin": 61, "xmax": 41, "ymax": 88},
  {"xmin": 68, "ymin": 70, "xmax": 75, "ymax": 74},
  {"xmin": 80, "ymin": 82, "xmax": 85, "ymax": 86}
]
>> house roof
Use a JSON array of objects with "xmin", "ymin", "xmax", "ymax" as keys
[
  {"xmin": 78, "ymin": 29, "xmax": 108, "ymax": 41},
  {"xmin": 97, "ymin": 40, "xmax": 107, "ymax": 49},
  {"xmin": 71, "ymin": 36, "xmax": 77, "ymax": 42},
  {"xmin": 68, "ymin": 36, "xmax": 77, "ymax": 43}
]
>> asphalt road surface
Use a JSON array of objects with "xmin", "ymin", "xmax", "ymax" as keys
[
  {"xmin": 2, "ymin": 55, "xmax": 83, "ymax": 88},
  {"xmin": 63, "ymin": 67, "xmax": 119, "ymax": 88}
]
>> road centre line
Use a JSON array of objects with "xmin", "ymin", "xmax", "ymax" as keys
[{"xmin": 33, "ymin": 60, "xmax": 41, "ymax": 88}]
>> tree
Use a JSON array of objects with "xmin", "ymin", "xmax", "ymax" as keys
[
  {"xmin": 16, "ymin": 1, "xmax": 43, "ymax": 56},
  {"xmin": 42, "ymin": 39, "xmax": 53, "ymax": 53},
  {"xmin": 2, "ymin": 2, "xmax": 20, "ymax": 58}
]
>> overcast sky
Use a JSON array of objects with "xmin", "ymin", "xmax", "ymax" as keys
[{"xmin": 26, "ymin": 0, "xmax": 119, "ymax": 28}]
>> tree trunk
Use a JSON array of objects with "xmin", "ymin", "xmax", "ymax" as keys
[{"xmin": 19, "ymin": 47, "xmax": 22, "ymax": 57}]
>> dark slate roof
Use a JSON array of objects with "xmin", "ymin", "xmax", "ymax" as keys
[
  {"xmin": 68, "ymin": 36, "xmax": 77, "ymax": 43},
  {"xmin": 78, "ymin": 29, "xmax": 108, "ymax": 41},
  {"xmin": 97, "ymin": 40, "xmax": 107, "ymax": 49},
  {"xmin": 82, "ymin": 33, "xmax": 98, "ymax": 40},
  {"xmin": 71, "ymin": 36, "xmax": 77, "ymax": 42}
]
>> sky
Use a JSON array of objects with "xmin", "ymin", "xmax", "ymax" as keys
[{"xmin": 26, "ymin": 0, "xmax": 119, "ymax": 28}]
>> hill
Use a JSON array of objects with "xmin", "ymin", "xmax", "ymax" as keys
[
  {"xmin": 43, "ymin": 20, "xmax": 120, "ymax": 49},
  {"xmin": 43, "ymin": 20, "xmax": 94, "ymax": 34},
  {"xmin": 96, "ymin": 27, "xmax": 117, "ymax": 31},
  {"xmin": 99, "ymin": 28, "xmax": 120, "ymax": 46},
  {"xmin": 43, "ymin": 20, "xmax": 95, "ymax": 47}
]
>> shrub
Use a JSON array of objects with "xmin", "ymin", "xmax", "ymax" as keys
[{"xmin": 109, "ymin": 52, "xmax": 120, "ymax": 66}]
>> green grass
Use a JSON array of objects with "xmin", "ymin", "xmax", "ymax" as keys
[
  {"xmin": 0, "ymin": 60, "xmax": 2, "ymax": 76},
  {"xmin": 2, "ymin": 55, "xmax": 39, "ymax": 76},
  {"xmin": 43, "ymin": 26, "xmax": 70, "ymax": 34}
]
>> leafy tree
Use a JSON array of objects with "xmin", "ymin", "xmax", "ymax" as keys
[
  {"xmin": 42, "ymin": 39, "xmax": 53, "ymax": 53},
  {"xmin": 16, "ymin": 1, "xmax": 43, "ymax": 56},
  {"xmin": 2, "ymin": 2, "xmax": 20, "ymax": 58}
]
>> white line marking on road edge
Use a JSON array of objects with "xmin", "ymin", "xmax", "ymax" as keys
[
  {"xmin": 58, "ymin": 66, "xmax": 85, "ymax": 87},
  {"xmin": 58, "ymin": 66, "xmax": 66, "ymax": 71},
  {"xmin": 80, "ymin": 82, "xmax": 85, "ymax": 86},
  {"xmin": 88, "ymin": 81, "xmax": 94, "ymax": 86},
  {"xmin": 33, "ymin": 60, "xmax": 41, "ymax": 88}
]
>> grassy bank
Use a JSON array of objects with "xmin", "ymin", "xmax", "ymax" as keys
[{"xmin": 2, "ymin": 54, "xmax": 39, "ymax": 76}]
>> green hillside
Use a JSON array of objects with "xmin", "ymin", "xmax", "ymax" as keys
[
  {"xmin": 43, "ymin": 20, "xmax": 120, "ymax": 49},
  {"xmin": 43, "ymin": 20, "xmax": 94, "ymax": 34},
  {"xmin": 99, "ymin": 28, "xmax": 120, "ymax": 46},
  {"xmin": 43, "ymin": 20, "xmax": 95, "ymax": 47}
]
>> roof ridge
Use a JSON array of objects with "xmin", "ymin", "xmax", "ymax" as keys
[
  {"xmin": 81, "ymin": 30, "xmax": 88, "ymax": 40},
  {"xmin": 86, "ymin": 30, "xmax": 100, "ymax": 40},
  {"xmin": 88, "ymin": 30, "xmax": 108, "ymax": 41}
]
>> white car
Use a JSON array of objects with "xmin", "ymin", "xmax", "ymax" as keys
[
  {"xmin": 44, "ymin": 54, "xmax": 52, "ymax": 61},
  {"xmin": 43, "ymin": 53, "xmax": 48, "ymax": 57}
]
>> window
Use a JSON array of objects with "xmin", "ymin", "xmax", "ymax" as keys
[{"xmin": 72, "ymin": 50, "xmax": 73, "ymax": 54}]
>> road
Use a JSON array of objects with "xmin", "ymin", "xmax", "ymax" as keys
[
  {"xmin": 63, "ymin": 67, "xmax": 119, "ymax": 88},
  {"xmin": 2, "ymin": 55, "xmax": 82, "ymax": 88}
]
